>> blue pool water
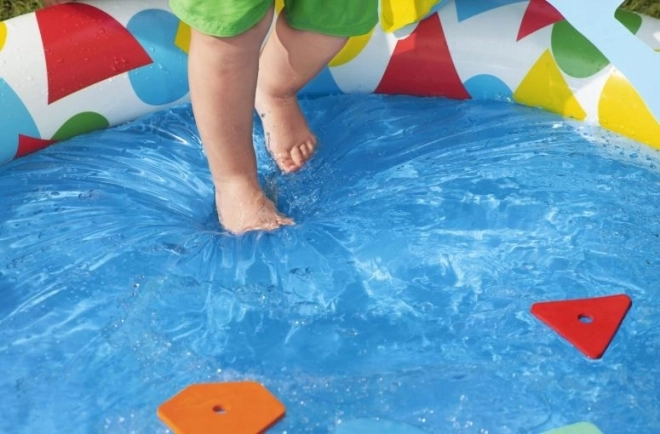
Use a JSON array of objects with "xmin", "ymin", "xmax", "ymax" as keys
[{"xmin": 1, "ymin": 95, "xmax": 659, "ymax": 433}]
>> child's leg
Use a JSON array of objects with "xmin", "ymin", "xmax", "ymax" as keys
[
  {"xmin": 188, "ymin": 9, "xmax": 293, "ymax": 234},
  {"xmin": 256, "ymin": 0, "xmax": 378, "ymax": 173},
  {"xmin": 255, "ymin": 16, "xmax": 346, "ymax": 173}
]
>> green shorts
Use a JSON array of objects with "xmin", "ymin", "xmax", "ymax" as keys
[{"xmin": 169, "ymin": 0, "xmax": 378, "ymax": 38}]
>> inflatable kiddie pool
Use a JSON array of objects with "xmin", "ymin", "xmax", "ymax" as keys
[
  {"xmin": 1, "ymin": 0, "xmax": 660, "ymax": 159},
  {"xmin": 1, "ymin": 1, "xmax": 660, "ymax": 433}
]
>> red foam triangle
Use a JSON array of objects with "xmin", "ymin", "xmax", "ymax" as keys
[
  {"xmin": 36, "ymin": 3, "xmax": 152, "ymax": 104},
  {"xmin": 531, "ymin": 294, "xmax": 632, "ymax": 359},
  {"xmin": 16, "ymin": 135, "xmax": 58, "ymax": 158},
  {"xmin": 517, "ymin": 0, "xmax": 564, "ymax": 41},
  {"xmin": 375, "ymin": 14, "xmax": 470, "ymax": 99}
]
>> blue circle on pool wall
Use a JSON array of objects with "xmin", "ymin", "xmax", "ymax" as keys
[
  {"xmin": 0, "ymin": 79, "xmax": 39, "ymax": 164},
  {"xmin": 127, "ymin": 10, "xmax": 189, "ymax": 106},
  {"xmin": 464, "ymin": 74, "xmax": 513, "ymax": 101},
  {"xmin": 300, "ymin": 67, "xmax": 343, "ymax": 97},
  {"xmin": 454, "ymin": 0, "xmax": 526, "ymax": 22}
]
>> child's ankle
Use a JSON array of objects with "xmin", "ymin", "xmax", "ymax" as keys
[
  {"xmin": 213, "ymin": 175, "xmax": 265, "ymax": 204},
  {"xmin": 214, "ymin": 173, "xmax": 259, "ymax": 190}
]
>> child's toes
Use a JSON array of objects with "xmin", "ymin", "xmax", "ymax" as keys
[
  {"xmin": 299, "ymin": 143, "xmax": 312, "ymax": 159},
  {"xmin": 277, "ymin": 214, "xmax": 295, "ymax": 226},
  {"xmin": 272, "ymin": 152, "xmax": 292, "ymax": 171},
  {"xmin": 290, "ymin": 145, "xmax": 306, "ymax": 168},
  {"xmin": 304, "ymin": 137, "xmax": 317, "ymax": 156},
  {"xmin": 278, "ymin": 157, "xmax": 296, "ymax": 173}
]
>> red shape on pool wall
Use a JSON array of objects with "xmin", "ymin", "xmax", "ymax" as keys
[
  {"xmin": 531, "ymin": 294, "xmax": 632, "ymax": 359},
  {"xmin": 375, "ymin": 14, "xmax": 470, "ymax": 100},
  {"xmin": 16, "ymin": 135, "xmax": 58, "ymax": 158},
  {"xmin": 36, "ymin": 3, "xmax": 152, "ymax": 104},
  {"xmin": 517, "ymin": 0, "xmax": 564, "ymax": 41}
]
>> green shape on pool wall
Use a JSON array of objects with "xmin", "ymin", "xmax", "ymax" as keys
[
  {"xmin": 551, "ymin": 9, "xmax": 643, "ymax": 79},
  {"xmin": 541, "ymin": 422, "xmax": 603, "ymax": 434},
  {"xmin": 51, "ymin": 112, "xmax": 110, "ymax": 141},
  {"xmin": 616, "ymin": 9, "xmax": 643, "ymax": 33}
]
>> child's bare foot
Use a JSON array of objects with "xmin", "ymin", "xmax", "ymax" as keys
[
  {"xmin": 215, "ymin": 177, "xmax": 294, "ymax": 234},
  {"xmin": 256, "ymin": 90, "xmax": 317, "ymax": 173}
]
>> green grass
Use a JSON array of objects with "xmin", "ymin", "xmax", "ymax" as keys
[
  {"xmin": 1, "ymin": 0, "xmax": 42, "ymax": 21},
  {"xmin": 623, "ymin": 0, "xmax": 660, "ymax": 18},
  {"xmin": 2, "ymin": 1, "xmax": 660, "ymax": 25}
]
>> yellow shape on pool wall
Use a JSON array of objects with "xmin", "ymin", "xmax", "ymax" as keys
[
  {"xmin": 328, "ymin": 28, "xmax": 374, "ymax": 67},
  {"xmin": 380, "ymin": 0, "xmax": 439, "ymax": 32},
  {"xmin": 174, "ymin": 21, "xmax": 191, "ymax": 54},
  {"xmin": 599, "ymin": 70, "xmax": 660, "ymax": 149},
  {"xmin": 0, "ymin": 22, "xmax": 7, "ymax": 52},
  {"xmin": 514, "ymin": 50, "xmax": 586, "ymax": 121}
]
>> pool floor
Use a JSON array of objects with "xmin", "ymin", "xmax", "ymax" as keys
[{"xmin": 1, "ymin": 95, "xmax": 659, "ymax": 433}]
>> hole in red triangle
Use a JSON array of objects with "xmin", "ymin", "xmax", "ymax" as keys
[{"xmin": 577, "ymin": 314, "xmax": 592, "ymax": 324}]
